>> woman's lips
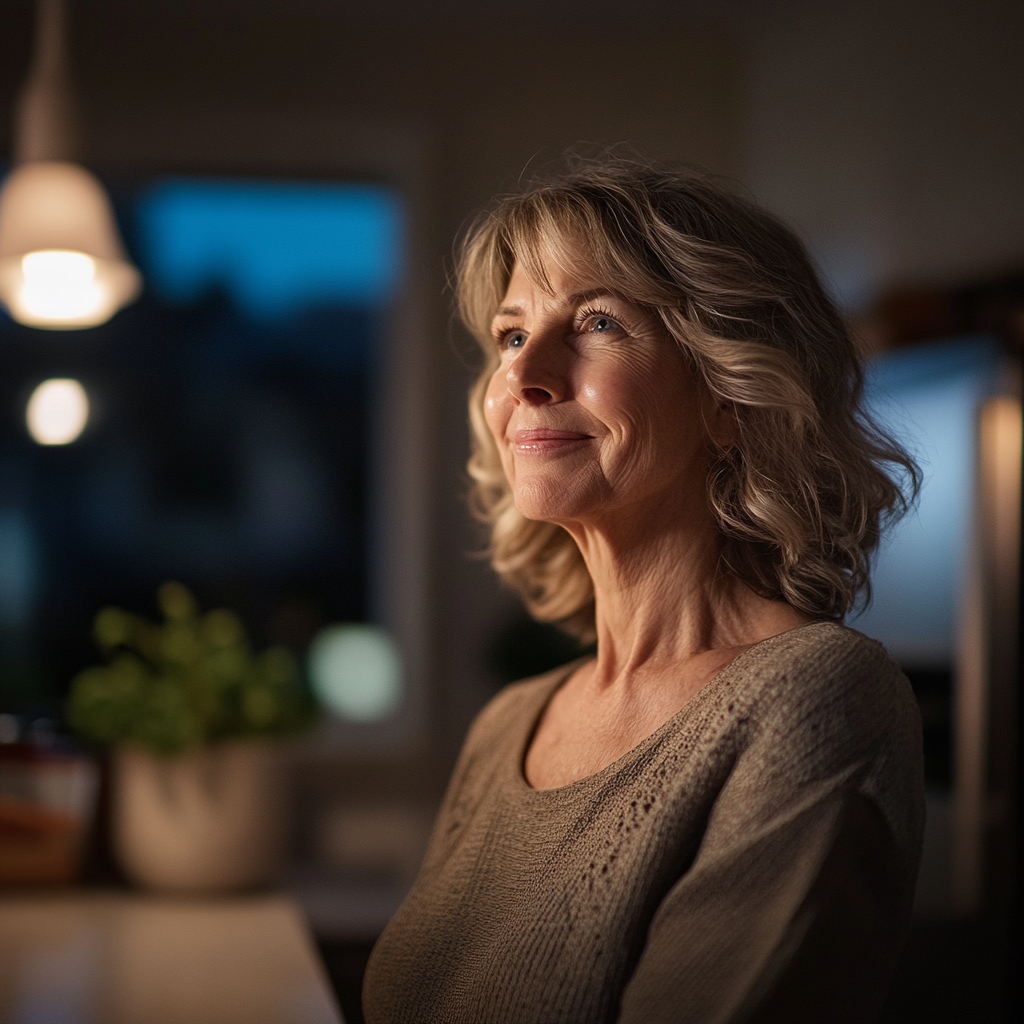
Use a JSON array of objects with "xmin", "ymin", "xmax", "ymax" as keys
[{"xmin": 513, "ymin": 428, "xmax": 593, "ymax": 452}]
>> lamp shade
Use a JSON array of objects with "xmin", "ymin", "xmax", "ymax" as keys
[{"xmin": 0, "ymin": 161, "xmax": 141, "ymax": 328}]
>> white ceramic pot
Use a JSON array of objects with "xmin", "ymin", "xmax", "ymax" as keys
[{"xmin": 113, "ymin": 739, "xmax": 288, "ymax": 893}]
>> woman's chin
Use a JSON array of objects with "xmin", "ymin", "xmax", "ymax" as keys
[{"xmin": 513, "ymin": 481, "xmax": 592, "ymax": 525}]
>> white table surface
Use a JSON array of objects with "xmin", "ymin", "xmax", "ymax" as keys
[{"xmin": 0, "ymin": 892, "xmax": 344, "ymax": 1024}]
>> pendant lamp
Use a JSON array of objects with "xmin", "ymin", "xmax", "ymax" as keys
[{"xmin": 0, "ymin": 0, "xmax": 140, "ymax": 329}]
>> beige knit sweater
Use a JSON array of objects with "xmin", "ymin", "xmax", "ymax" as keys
[{"xmin": 363, "ymin": 622, "xmax": 925, "ymax": 1024}]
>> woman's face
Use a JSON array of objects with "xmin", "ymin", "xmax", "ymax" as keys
[{"xmin": 484, "ymin": 251, "xmax": 731, "ymax": 532}]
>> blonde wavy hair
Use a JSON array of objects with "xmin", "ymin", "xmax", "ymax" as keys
[{"xmin": 457, "ymin": 157, "xmax": 918, "ymax": 639}]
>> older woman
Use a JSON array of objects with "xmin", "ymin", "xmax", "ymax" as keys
[{"xmin": 363, "ymin": 159, "xmax": 924, "ymax": 1024}]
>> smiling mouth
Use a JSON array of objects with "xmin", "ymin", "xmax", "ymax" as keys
[{"xmin": 513, "ymin": 428, "xmax": 594, "ymax": 452}]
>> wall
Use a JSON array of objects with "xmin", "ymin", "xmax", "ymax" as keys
[{"xmin": 740, "ymin": 0, "xmax": 1024, "ymax": 311}]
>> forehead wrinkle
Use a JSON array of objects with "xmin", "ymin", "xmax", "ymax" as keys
[
  {"xmin": 490, "ymin": 283, "xmax": 641, "ymax": 333},
  {"xmin": 566, "ymin": 288, "xmax": 620, "ymax": 306},
  {"xmin": 495, "ymin": 290, "xmax": 614, "ymax": 316}
]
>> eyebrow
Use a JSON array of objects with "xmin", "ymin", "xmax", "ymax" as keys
[{"xmin": 492, "ymin": 289, "xmax": 620, "ymax": 322}]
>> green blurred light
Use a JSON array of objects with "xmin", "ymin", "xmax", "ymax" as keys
[{"xmin": 307, "ymin": 624, "xmax": 402, "ymax": 722}]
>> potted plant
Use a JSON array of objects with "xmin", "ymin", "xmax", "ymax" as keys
[{"xmin": 67, "ymin": 582, "xmax": 317, "ymax": 893}]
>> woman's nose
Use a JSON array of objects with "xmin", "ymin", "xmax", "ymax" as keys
[{"xmin": 505, "ymin": 336, "xmax": 566, "ymax": 406}]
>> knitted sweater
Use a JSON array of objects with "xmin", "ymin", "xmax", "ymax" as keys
[{"xmin": 363, "ymin": 622, "xmax": 925, "ymax": 1024}]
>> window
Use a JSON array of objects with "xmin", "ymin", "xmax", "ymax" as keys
[
  {"xmin": 0, "ymin": 175, "xmax": 406, "ymax": 726},
  {"xmin": 851, "ymin": 335, "xmax": 1004, "ymax": 787}
]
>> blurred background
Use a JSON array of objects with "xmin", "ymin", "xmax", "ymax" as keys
[{"xmin": 0, "ymin": 0, "xmax": 1021, "ymax": 1021}]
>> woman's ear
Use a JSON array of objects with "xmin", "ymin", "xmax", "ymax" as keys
[{"xmin": 703, "ymin": 396, "xmax": 739, "ymax": 451}]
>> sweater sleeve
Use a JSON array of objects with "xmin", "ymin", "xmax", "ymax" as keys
[{"xmin": 618, "ymin": 643, "xmax": 923, "ymax": 1024}]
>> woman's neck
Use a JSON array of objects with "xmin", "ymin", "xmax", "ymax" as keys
[{"xmin": 565, "ymin": 510, "xmax": 810, "ymax": 689}]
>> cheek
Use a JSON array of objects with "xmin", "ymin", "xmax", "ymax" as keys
[
  {"xmin": 590, "ymin": 357, "xmax": 704, "ymax": 466},
  {"xmin": 483, "ymin": 370, "xmax": 512, "ymax": 442},
  {"xmin": 584, "ymin": 359, "xmax": 662, "ymax": 437}
]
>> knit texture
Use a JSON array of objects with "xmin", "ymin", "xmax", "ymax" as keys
[{"xmin": 363, "ymin": 622, "xmax": 925, "ymax": 1024}]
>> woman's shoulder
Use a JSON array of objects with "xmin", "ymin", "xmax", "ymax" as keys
[
  {"xmin": 463, "ymin": 660, "xmax": 583, "ymax": 751},
  {"xmin": 711, "ymin": 621, "xmax": 924, "ymax": 865},
  {"xmin": 732, "ymin": 620, "xmax": 907, "ymax": 699},
  {"xmin": 718, "ymin": 621, "xmax": 921, "ymax": 774},
  {"xmin": 435, "ymin": 661, "xmax": 582, "ymax": 810}
]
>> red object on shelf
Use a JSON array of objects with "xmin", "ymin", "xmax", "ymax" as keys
[{"xmin": 0, "ymin": 743, "xmax": 97, "ymax": 885}]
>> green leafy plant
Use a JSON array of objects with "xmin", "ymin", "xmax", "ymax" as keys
[{"xmin": 67, "ymin": 582, "xmax": 318, "ymax": 755}]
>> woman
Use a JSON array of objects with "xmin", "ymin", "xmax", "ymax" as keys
[{"xmin": 364, "ymin": 158, "xmax": 925, "ymax": 1023}]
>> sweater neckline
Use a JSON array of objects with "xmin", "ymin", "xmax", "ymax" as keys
[{"xmin": 512, "ymin": 620, "xmax": 837, "ymax": 798}]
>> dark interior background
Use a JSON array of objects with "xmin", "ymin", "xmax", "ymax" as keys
[{"xmin": 1, "ymin": 1, "xmax": 1022, "ymax": 1022}]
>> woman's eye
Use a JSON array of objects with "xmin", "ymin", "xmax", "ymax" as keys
[
  {"xmin": 585, "ymin": 315, "xmax": 621, "ymax": 334},
  {"xmin": 502, "ymin": 330, "xmax": 527, "ymax": 350}
]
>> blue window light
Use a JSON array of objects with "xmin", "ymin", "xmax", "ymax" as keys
[
  {"xmin": 850, "ymin": 337, "xmax": 1003, "ymax": 665},
  {"xmin": 137, "ymin": 180, "xmax": 403, "ymax": 319}
]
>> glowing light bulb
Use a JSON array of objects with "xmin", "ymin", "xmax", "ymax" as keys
[
  {"xmin": 0, "ymin": 164, "xmax": 142, "ymax": 328},
  {"xmin": 26, "ymin": 378, "xmax": 89, "ymax": 445},
  {"xmin": 18, "ymin": 250, "xmax": 105, "ymax": 322}
]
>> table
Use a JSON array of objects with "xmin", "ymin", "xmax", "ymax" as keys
[{"xmin": 0, "ymin": 892, "xmax": 344, "ymax": 1024}]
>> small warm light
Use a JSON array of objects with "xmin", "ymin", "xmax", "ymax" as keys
[
  {"xmin": 19, "ymin": 250, "xmax": 103, "ymax": 321},
  {"xmin": 308, "ymin": 623, "xmax": 402, "ymax": 722},
  {"xmin": 26, "ymin": 377, "xmax": 89, "ymax": 445}
]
